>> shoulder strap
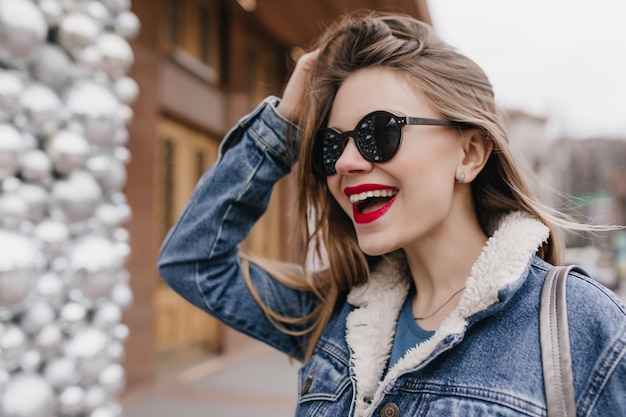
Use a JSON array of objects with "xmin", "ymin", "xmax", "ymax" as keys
[{"xmin": 540, "ymin": 265, "xmax": 586, "ymax": 417}]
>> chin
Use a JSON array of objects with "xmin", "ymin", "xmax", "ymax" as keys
[{"xmin": 357, "ymin": 239, "xmax": 397, "ymax": 257}]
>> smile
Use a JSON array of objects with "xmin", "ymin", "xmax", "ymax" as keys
[{"xmin": 344, "ymin": 185, "xmax": 398, "ymax": 224}]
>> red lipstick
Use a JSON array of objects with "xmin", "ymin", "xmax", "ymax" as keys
[{"xmin": 343, "ymin": 184, "xmax": 398, "ymax": 225}]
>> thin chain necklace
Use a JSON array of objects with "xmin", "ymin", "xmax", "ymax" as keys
[{"xmin": 414, "ymin": 287, "xmax": 466, "ymax": 321}]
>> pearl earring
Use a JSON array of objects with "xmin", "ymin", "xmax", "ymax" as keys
[{"xmin": 456, "ymin": 172, "xmax": 466, "ymax": 184}]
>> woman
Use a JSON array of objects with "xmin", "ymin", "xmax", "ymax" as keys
[{"xmin": 157, "ymin": 12, "xmax": 626, "ymax": 416}]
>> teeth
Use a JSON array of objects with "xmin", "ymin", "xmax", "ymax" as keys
[{"xmin": 349, "ymin": 189, "xmax": 398, "ymax": 203}]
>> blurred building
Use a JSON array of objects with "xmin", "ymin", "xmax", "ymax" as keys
[{"xmin": 124, "ymin": 0, "xmax": 432, "ymax": 391}]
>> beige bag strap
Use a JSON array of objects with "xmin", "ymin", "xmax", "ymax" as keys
[{"xmin": 540, "ymin": 265, "xmax": 586, "ymax": 417}]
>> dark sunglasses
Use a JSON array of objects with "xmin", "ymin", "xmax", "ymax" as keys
[{"xmin": 312, "ymin": 110, "xmax": 467, "ymax": 176}]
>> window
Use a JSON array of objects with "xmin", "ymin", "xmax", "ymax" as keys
[{"xmin": 162, "ymin": 0, "xmax": 222, "ymax": 80}]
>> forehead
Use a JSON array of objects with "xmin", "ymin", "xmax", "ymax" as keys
[{"xmin": 328, "ymin": 67, "xmax": 437, "ymax": 128}]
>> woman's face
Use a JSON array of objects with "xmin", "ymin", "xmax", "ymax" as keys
[{"xmin": 325, "ymin": 67, "xmax": 467, "ymax": 256}]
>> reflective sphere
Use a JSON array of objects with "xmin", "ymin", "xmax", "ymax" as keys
[
  {"xmin": 114, "ymin": 10, "xmax": 140, "ymax": 40},
  {"xmin": 46, "ymin": 130, "xmax": 90, "ymax": 175},
  {"xmin": 0, "ymin": 192, "xmax": 29, "ymax": 228},
  {"xmin": 30, "ymin": 43, "xmax": 74, "ymax": 91},
  {"xmin": 96, "ymin": 33, "xmax": 133, "ymax": 79},
  {"xmin": 20, "ymin": 349, "xmax": 43, "ymax": 373},
  {"xmin": 75, "ymin": 45, "xmax": 102, "ymax": 73},
  {"xmin": 111, "ymin": 282, "xmax": 133, "ymax": 310},
  {"xmin": 64, "ymin": 327, "xmax": 109, "ymax": 383},
  {"xmin": 83, "ymin": 385, "xmax": 107, "ymax": 412},
  {"xmin": 44, "ymin": 356, "xmax": 79, "ymax": 389},
  {"xmin": 106, "ymin": 340, "xmax": 125, "ymax": 362},
  {"xmin": 20, "ymin": 301, "xmax": 56, "ymax": 335},
  {"xmin": 19, "ymin": 149, "xmax": 53, "ymax": 183},
  {"xmin": 0, "ymin": 0, "xmax": 48, "ymax": 66},
  {"xmin": 0, "ymin": 70, "xmax": 25, "ymax": 118},
  {"xmin": 68, "ymin": 235, "xmax": 123, "ymax": 301},
  {"xmin": 0, "ymin": 324, "xmax": 27, "ymax": 371},
  {"xmin": 17, "ymin": 183, "xmax": 49, "ymax": 221},
  {"xmin": 60, "ymin": 302, "xmax": 88, "ymax": 333},
  {"xmin": 0, "ymin": 124, "xmax": 22, "ymax": 179},
  {"xmin": 66, "ymin": 81, "xmax": 119, "ymax": 147},
  {"xmin": 0, "ymin": 373, "xmax": 56, "ymax": 417},
  {"xmin": 35, "ymin": 220, "xmax": 70, "ymax": 258},
  {"xmin": 98, "ymin": 363, "xmax": 125, "ymax": 396},
  {"xmin": 20, "ymin": 83, "xmax": 62, "ymax": 136},
  {"xmin": 51, "ymin": 171, "xmax": 103, "ymax": 224},
  {"xmin": 0, "ymin": 230, "xmax": 45, "ymax": 319},
  {"xmin": 84, "ymin": 1, "xmax": 111, "ymax": 26},
  {"xmin": 114, "ymin": 76, "xmax": 139, "ymax": 104},
  {"xmin": 90, "ymin": 405, "xmax": 122, "ymax": 417},
  {"xmin": 92, "ymin": 301, "xmax": 122, "ymax": 330},
  {"xmin": 39, "ymin": 0, "xmax": 64, "ymax": 27},
  {"xmin": 35, "ymin": 323, "xmax": 63, "ymax": 359},
  {"xmin": 59, "ymin": 385, "xmax": 86, "ymax": 416},
  {"xmin": 86, "ymin": 155, "xmax": 127, "ymax": 195},
  {"xmin": 101, "ymin": 0, "xmax": 130, "ymax": 14},
  {"xmin": 36, "ymin": 272, "xmax": 66, "ymax": 307},
  {"xmin": 58, "ymin": 13, "xmax": 101, "ymax": 54}
]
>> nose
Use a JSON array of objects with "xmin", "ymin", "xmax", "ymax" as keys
[{"xmin": 334, "ymin": 137, "xmax": 374, "ymax": 175}]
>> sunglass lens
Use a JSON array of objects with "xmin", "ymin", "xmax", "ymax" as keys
[
  {"xmin": 358, "ymin": 113, "xmax": 401, "ymax": 163},
  {"xmin": 314, "ymin": 129, "xmax": 343, "ymax": 176}
]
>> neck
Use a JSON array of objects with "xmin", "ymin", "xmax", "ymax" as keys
[{"xmin": 403, "ymin": 208, "xmax": 487, "ymax": 325}]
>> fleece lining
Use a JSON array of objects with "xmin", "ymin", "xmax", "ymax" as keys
[{"xmin": 345, "ymin": 211, "xmax": 550, "ymax": 417}]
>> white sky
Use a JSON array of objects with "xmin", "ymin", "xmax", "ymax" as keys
[{"xmin": 427, "ymin": 0, "xmax": 626, "ymax": 139}]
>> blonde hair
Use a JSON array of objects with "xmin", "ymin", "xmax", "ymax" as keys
[{"xmin": 243, "ymin": 12, "xmax": 605, "ymax": 360}]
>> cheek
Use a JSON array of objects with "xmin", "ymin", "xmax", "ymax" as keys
[{"xmin": 326, "ymin": 177, "xmax": 349, "ymax": 213}]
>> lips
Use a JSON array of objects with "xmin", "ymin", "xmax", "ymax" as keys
[{"xmin": 344, "ymin": 184, "xmax": 398, "ymax": 224}]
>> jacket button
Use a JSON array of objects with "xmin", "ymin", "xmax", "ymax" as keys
[
  {"xmin": 300, "ymin": 370, "xmax": 315, "ymax": 395},
  {"xmin": 380, "ymin": 402, "xmax": 400, "ymax": 417}
]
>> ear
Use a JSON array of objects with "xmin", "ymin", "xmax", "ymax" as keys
[{"xmin": 457, "ymin": 129, "xmax": 492, "ymax": 183}]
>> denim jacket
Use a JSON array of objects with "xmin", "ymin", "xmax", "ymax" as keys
[{"xmin": 157, "ymin": 97, "xmax": 626, "ymax": 417}]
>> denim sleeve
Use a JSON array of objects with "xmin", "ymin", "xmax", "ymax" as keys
[{"xmin": 157, "ymin": 96, "xmax": 318, "ymax": 361}]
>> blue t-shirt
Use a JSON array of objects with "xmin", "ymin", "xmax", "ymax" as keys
[{"xmin": 389, "ymin": 291, "xmax": 436, "ymax": 369}]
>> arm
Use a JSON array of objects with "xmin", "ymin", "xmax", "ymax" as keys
[{"xmin": 157, "ymin": 97, "xmax": 315, "ymax": 361}]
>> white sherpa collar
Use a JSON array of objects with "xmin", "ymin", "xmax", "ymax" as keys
[{"xmin": 345, "ymin": 211, "xmax": 550, "ymax": 417}]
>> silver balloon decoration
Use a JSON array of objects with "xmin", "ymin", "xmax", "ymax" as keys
[
  {"xmin": 46, "ymin": 129, "xmax": 91, "ymax": 174},
  {"xmin": 0, "ymin": 124, "xmax": 22, "ymax": 179},
  {"xmin": 39, "ymin": 0, "xmax": 64, "ymax": 27},
  {"xmin": 0, "ymin": 230, "xmax": 45, "ymax": 319},
  {"xmin": 51, "ymin": 170, "xmax": 103, "ymax": 223},
  {"xmin": 68, "ymin": 235, "xmax": 123, "ymax": 301},
  {"xmin": 101, "ymin": 0, "xmax": 130, "ymax": 14},
  {"xmin": 114, "ymin": 10, "xmax": 140, "ymax": 40},
  {"xmin": 0, "ymin": 373, "xmax": 56, "ymax": 417},
  {"xmin": 20, "ymin": 301, "xmax": 56, "ymax": 335},
  {"xmin": 20, "ymin": 83, "xmax": 62, "ymax": 136},
  {"xmin": 59, "ymin": 302, "xmax": 88, "ymax": 333},
  {"xmin": 0, "ymin": 324, "xmax": 27, "ymax": 371},
  {"xmin": 16, "ymin": 183, "xmax": 49, "ymax": 221},
  {"xmin": 0, "ymin": 0, "xmax": 48, "ymax": 67},
  {"xmin": 98, "ymin": 363, "xmax": 125, "ymax": 396},
  {"xmin": 58, "ymin": 12, "xmax": 101, "ymax": 54},
  {"xmin": 0, "ymin": 1, "xmax": 137, "ymax": 414},
  {"xmin": 113, "ymin": 76, "xmax": 138, "ymax": 104},
  {"xmin": 66, "ymin": 80, "xmax": 120, "ymax": 146},
  {"xmin": 30, "ymin": 43, "xmax": 74, "ymax": 91},
  {"xmin": 19, "ymin": 148, "xmax": 53, "ymax": 183},
  {"xmin": 35, "ymin": 220, "xmax": 70, "ymax": 258},
  {"xmin": 35, "ymin": 323, "xmax": 63, "ymax": 359},
  {"xmin": 83, "ymin": 385, "xmax": 108, "ymax": 412},
  {"xmin": 0, "ymin": 70, "xmax": 25, "ymax": 119},
  {"xmin": 84, "ymin": 1, "xmax": 111, "ymax": 26},
  {"xmin": 96, "ymin": 32, "xmax": 133, "ymax": 79},
  {"xmin": 0, "ymin": 193, "xmax": 29, "ymax": 228},
  {"xmin": 59, "ymin": 385, "xmax": 87, "ymax": 416}
]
